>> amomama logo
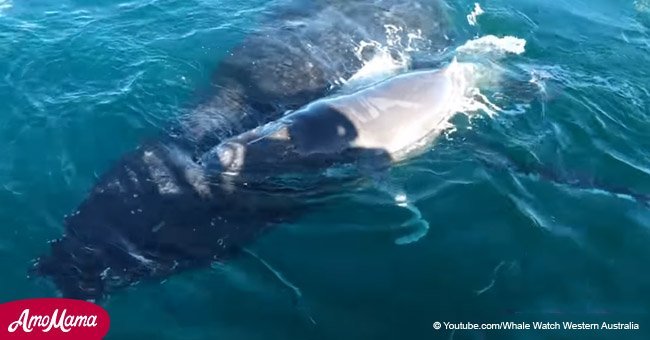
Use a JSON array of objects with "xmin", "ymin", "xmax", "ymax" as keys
[{"xmin": 0, "ymin": 298, "xmax": 110, "ymax": 339}]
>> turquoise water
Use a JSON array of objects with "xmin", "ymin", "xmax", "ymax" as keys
[{"xmin": 1, "ymin": 0, "xmax": 650, "ymax": 339}]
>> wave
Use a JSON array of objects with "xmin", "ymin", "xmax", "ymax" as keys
[
  {"xmin": 467, "ymin": 3, "xmax": 485, "ymax": 27},
  {"xmin": 456, "ymin": 35, "xmax": 527, "ymax": 56}
]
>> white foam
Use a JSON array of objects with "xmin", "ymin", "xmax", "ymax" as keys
[
  {"xmin": 443, "ymin": 59, "xmax": 503, "ymax": 118},
  {"xmin": 343, "ymin": 24, "xmax": 427, "ymax": 91},
  {"xmin": 467, "ymin": 3, "xmax": 485, "ymax": 26},
  {"xmin": 447, "ymin": 35, "xmax": 528, "ymax": 119},
  {"xmin": 456, "ymin": 35, "xmax": 527, "ymax": 56},
  {"xmin": 344, "ymin": 44, "xmax": 407, "ymax": 90}
]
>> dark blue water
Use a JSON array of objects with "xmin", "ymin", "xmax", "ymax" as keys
[{"xmin": 1, "ymin": 0, "xmax": 649, "ymax": 339}]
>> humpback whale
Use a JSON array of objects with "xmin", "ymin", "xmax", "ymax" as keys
[
  {"xmin": 32, "ymin": 0, "xmax": 453, "ymax": 300},
  {"xmin": 33, "ymin": 61, "xmax": 472, "ymax": 301}
]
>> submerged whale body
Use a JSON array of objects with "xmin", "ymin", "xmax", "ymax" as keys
[{"xmin": 32, "ymin": 0, "xmax": 452, "ymax": 300}]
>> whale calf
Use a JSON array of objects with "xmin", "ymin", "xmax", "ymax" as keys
[
  {"xmin": 202, "ymin": 61, "xmax": 474, "ymax": 181},
  {"xmin": 32, "ymin": 0, "xmax": 453, "ymax": 300},
  {"xmin": 200, "ymin": 61, "xmax": 476, "ymax": 247}
]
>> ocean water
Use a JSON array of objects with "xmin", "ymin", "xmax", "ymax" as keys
[{"xmin": 1, "ymin": 0, "xmax": 649, "ymax": 339}]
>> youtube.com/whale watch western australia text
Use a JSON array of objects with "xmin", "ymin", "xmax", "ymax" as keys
[{"xmin": 432, "ymin": 321, "xmax": 640, "ymax": 333}]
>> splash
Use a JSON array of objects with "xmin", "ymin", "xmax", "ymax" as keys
[
  {"xmin": 443, "ymin": 58, "xmax": 503, "ymax": 118},
  {"xmin": 344, "ymin": 41, "xmax": 408, "ymax": 91},
  {"xmin": 343, "ymin": 24, "xmax": 428, "ymax": 91},
  {"xmin": 528, "ymin": 68, "xmax": 552, "ymax": 96},
  {"xmin": 456, "ymin": 35, "xmax": 527, "ymax": 56},
  {"xmin": 450, "ymin": 35, "xmax": 528, "ymax": 119},
  {"xmin": 467, "ymin": 3, "xmax": 485, "ymax": 26}
]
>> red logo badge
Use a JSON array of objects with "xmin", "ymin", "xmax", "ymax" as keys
[{"xmin": 0, "ymin": 298, "xmax": 110, "ymax": 339}]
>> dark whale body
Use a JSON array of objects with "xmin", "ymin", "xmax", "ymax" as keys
[{"xmin": 33, "ymin": 0, "xmax": 451, "ymax": 300}]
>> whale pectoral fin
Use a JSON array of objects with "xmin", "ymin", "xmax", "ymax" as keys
[{"xmin": 368, "ymin": 172, "xmax": 431, "ymax": 245}]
